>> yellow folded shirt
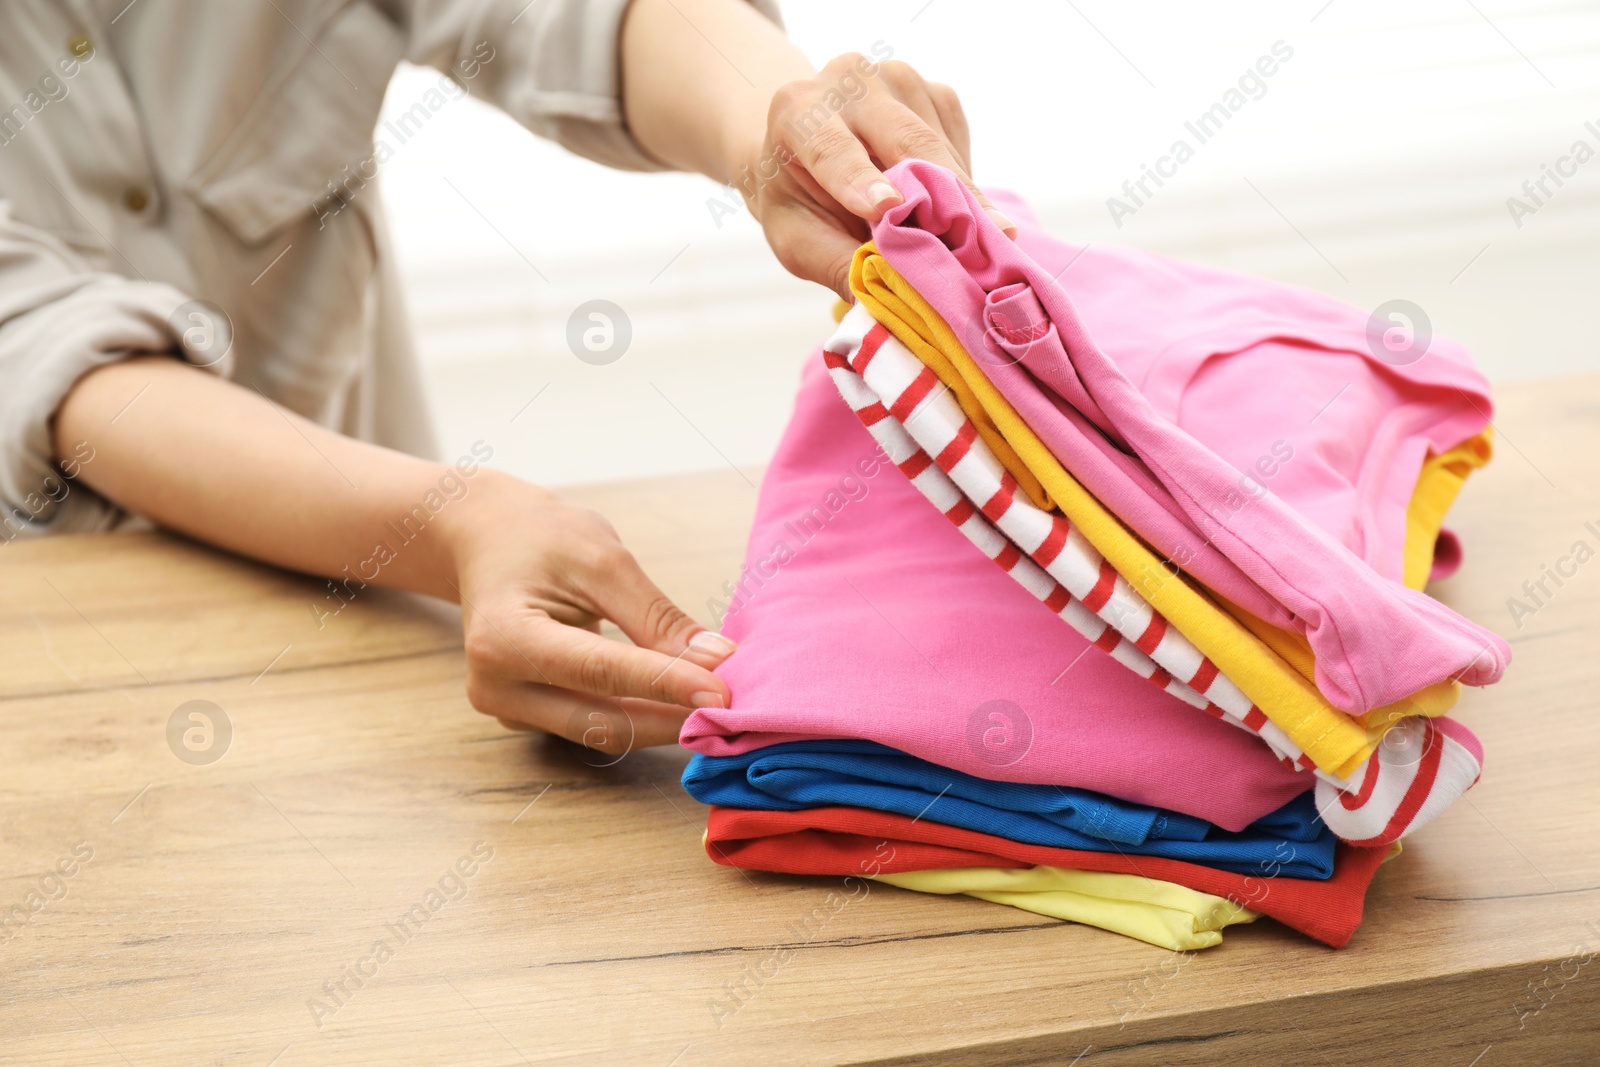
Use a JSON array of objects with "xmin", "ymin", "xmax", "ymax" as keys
[
  {"xmin": 1404, "ymin": 433, "xmax": 1491, "ymax": 590},
  {"xmin": 873, "ymin": 866, "xmax": 1257, "ymax": 951},
  {"xmin": 848, "ymin": 247, "xmax": 1489, "ymax": 778}
]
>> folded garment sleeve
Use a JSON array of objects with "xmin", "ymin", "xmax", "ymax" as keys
[
  {"xmin": 0, "ymin": 202, "xmax": 230, "ymax": 540},
  {"xmin": 397, "ymin": 0, "xmax": 782, "ymax": 172}
]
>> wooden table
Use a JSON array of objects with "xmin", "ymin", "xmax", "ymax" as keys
[{"xmin": 3, "ymin": 375, "xmax": 1599, "ymax": 1067}]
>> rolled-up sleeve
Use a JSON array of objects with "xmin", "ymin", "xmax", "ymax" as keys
[
  {"xmin": 0, "ymin": 201, "xmax": 230, "ymax": 538},
  {"xmin": 395, "ymin": 0, "xmax": 782, "ymax": 171}
]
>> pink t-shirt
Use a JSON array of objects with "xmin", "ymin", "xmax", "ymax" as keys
[
  {"xmin": 870, "ymin": 161, "xmax": 1509, "ymax": 714},
  {"xmin": 680, "ymin": 355, "xmax": 1312, "ymax": 833}
]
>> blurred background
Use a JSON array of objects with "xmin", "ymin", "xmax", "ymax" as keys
[{"xmin": 376, "ymin": 0, "xmax": 1600, "ymax": 487}]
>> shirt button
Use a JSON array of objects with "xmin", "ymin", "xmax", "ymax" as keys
[
  {"xmin": 122, "ymin": 188, "xmax": 149, "ymax": 213},
  {"xmin": 67, "ymin": 33, "xmax": 92, "ymax": 57}
]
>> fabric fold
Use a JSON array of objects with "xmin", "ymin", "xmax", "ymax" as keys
[
  {"xmin": 873, "ymin": 865, "xmax": 1258, "ymax": 951},
  {"xmin": 821, "ymin": 300, "xmax": 1482, "ymax": 844},
  {"xmin": 681, "ymin": 354, "xmax": 1312, "ymax": 832},
  {"xmin": 703, "ymin": 806, "xmax": 1394, "ymax": 949},
  {"xmin": 848, "ymin": 245, "xmax": 1486, "ymax": 763},
  {"xmin": 868, "ymin": 160, "xmax": 1509, "ymax": 714},
  {"xmin": 683, "ymin": 739, "xmax": 1335, "ymax": 877}
]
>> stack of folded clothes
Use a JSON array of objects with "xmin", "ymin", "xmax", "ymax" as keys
[{"xmin": 679, "ymin": 160, "xmax": 1509, "ymax": 951}]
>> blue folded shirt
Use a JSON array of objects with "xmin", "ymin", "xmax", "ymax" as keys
[{"xmin": 683, "ymin": 739, "xmax": 1333, "ymax": 879}]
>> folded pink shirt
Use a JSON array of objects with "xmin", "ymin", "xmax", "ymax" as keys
[
  {"xmin": 680, "ymin": 355, "xmax": 1311, "ymax": 832},
  {"xmin": 870, "ymin": 161, "xmax": 1509, "ymax": 715}
]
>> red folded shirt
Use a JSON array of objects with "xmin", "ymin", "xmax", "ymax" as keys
[{"xmin": 704, "ymin": 806, "xmax": 1390, "ymax": 948}]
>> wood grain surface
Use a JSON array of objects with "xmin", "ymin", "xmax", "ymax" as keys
[{"xmin": 2, "ymin": 381, "xmax": 1598, "ymax": 1067}]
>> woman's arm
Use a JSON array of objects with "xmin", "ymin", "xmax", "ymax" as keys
[
  {"xmin": 53, "ymin": 355, "xmax": 733, "ymax": 751},
  {"xmin": 619, "ymin": 0, "xmax": 1015, "ymax": 300}
]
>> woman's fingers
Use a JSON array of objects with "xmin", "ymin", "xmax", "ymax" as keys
[
  {"xmin": 842, "ymin": 95, "xmax": 1014, "ymax": 237},
  {"xmin": 483, "ymin": 684, "xmax": 693, "ymax": 752},
  {"xmin": 778, "ymin": 103, "xmax": 902, "ymax": 220},
  {"xmin": 763, "ymin": 54, "xmax": 1015, "ymax": 241},
  {"xmin": 764, "ymin": 198, "xmax": 870, "ymax": 302},
  {"xmin": 923, "ymin": 81, "xmax": 973, "ymax": 173},
  {"xmin": 448, "ymin": 480, "xmax": 733, "ymax": 751},
  {"xmin": 583, "ymin": 536, "xmax": 739, "ymax": 672},
  {"xmin": 466, "ymin": 608, "xmax": 727, "ymax": 710},
  {"xmin": 460, "ymin": 513, "xmax": 736, "ymax": 710},
  {"xmin": 882, "ymin": 69, "xmax": 972, "ymax": 175}
]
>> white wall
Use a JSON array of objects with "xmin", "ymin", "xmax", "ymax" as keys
[{"xmin": 376, "ymin": 0, "xmax": 1600, "ymax": 487}]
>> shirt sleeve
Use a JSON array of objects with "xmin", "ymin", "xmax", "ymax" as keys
[
  {"xmin": 0, "ymin": 200, "xmax": 232, "ymax": 540},
  {"xmin": 393, "ymin": 0, "xmax": 783, "ymax": 172}
]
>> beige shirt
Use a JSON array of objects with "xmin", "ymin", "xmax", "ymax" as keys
[{"xmin": 0, "ymin": 0, "xmax": 776, "ymax": 540}]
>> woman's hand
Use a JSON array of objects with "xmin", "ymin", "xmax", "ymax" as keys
[
  {"xmin": 620, "ymin": 0, "xmax": 1009, "ymax": 302},
  {"xmin": 738, "ymin": 52, "xmax": 1017, "ymax": 302},
  {"xmin": 439, "ymin": 471, "xmax": 736, "ymax": 754}
]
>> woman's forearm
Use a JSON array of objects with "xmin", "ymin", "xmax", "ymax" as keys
[
  {"xmin": 52, "ymin": 356, "xmax": 469, "ymax": 601},
  {"xmin": 51, "ymin": 356, "xmax": 735, "ymax": 738},
  {"xmin": 620, "ymin": 0, "xmax": 814, "ymax": 181}
]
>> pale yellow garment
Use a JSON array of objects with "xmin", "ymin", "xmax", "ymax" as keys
[
  {"xmin": 846, "ymin": 249, "xmax": 1491, "ymax": 778},
  {"xmin": 873, "ymin": 866, "xmax": 1258, "ymax": 951},
  {"xmin": 867, "ymin": 845, "xmax": 1401, "ymax": 947}
]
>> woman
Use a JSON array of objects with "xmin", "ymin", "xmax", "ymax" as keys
[{"xmin": 0, "ymin": 0, "xmax": 1011, "ymax": 750}]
